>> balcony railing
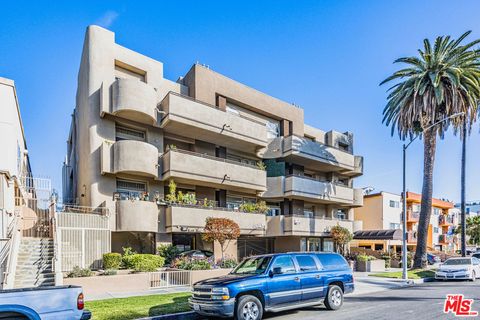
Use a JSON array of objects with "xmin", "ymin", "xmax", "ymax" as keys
[
  {"xmin": 439, "ymin": 234, "xmax": 454, "ymax": 244},
  {"xmin": 407, "ymin": 232, "xmax": 417, "ymax": 243},
  {"xmin": 407, "ymin": 210, "xmax": 420, "ymax": 222},
  {"xmin": 166, "ymin": 148, "xmax": 263, "ymax": 171}
]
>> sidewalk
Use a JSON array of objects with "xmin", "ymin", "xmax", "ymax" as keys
[{"xmin": 352, "ymin": 272, "xmax": 410, "ymax": 296}]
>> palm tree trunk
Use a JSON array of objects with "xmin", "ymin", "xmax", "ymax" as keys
[{"xmin": 413, "ymin": 129, "xmax": 437, "ymax": 269}]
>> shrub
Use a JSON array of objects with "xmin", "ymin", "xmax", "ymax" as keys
[
  {"xmin": 101, "ymin": 269, "xmax": 118, "ymax": 276},
  {"xmin": 356, "ymin": 254, "xmax": 376, "ymax": 262},
  {"xmin": 121, "ymin": 247, "xmax": 137, "ymax": 268},
  {"xmin": 172, "ymin": 256, "xmax": 212, "ymax": 270},
  {"xmin": 67, "ymin": 266, "xmax": 93, "ymax": 278},
  {"xmin": 157, "ymin": 244, "xmax": 180, "ymax": 266},
  {"xmin": 124, "ymin": 254, "xmax": 165, "ymax": 272},
  {"xmin": 239, "ymin": 201, "xmax": 270, "ymax": 214},
  {"xmin": 220, "ymin": 258, "xmax": 237, "ymax": 269},
  {"xmin": 103, "ymin": 253, "xmax": 122, "ymax": 269}
]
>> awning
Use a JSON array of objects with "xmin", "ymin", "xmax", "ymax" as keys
[{"xmin": 353, "ymin": 229, "xmax": 403, "ymax": 240}]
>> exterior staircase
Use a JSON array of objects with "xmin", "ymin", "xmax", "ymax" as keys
[{"xmin": 14, "ymin": 237, "xmax": 55, "ymax": 288}]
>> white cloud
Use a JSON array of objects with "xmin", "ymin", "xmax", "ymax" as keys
[{"xmin": 95, "ymin": 10, "xmax": 119, "ymax": 28}]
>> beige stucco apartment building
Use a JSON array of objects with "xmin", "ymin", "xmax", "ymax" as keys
[
  {"xmin": 353, "ymin": 191, "xmax": 458, "ymax": 253},
  {"xmin": 62, "ymin": 25, "xmax": 364, "ymax": 261}
]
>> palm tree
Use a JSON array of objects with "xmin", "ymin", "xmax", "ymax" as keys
[{"xmin": 381, "ymin": 31, "xmax": 480, "ymax": 268}]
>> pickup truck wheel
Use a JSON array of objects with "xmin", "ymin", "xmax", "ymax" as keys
[
  {"xmin": 235, "ymin": 295, "xmax": 263, "ymax": 320},
  {"xmin": 324, "ymin": 285, "xmax": 343, "ymax": 310}
]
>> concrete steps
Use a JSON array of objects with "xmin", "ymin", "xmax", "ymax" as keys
[{"xmin": 14, "ymin": 237, "xmax": 55, "ymax": 288}]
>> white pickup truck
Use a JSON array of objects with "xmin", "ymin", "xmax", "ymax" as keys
[{"xmin": 0, "ymin": 285, "xmax": 91, "ymax": 320}]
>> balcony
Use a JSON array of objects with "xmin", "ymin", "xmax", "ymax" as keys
[
  {"xmin": 110, "ymin": 140, "xmax": 159, "ymax": 178},
  {"xmin": 260, "ymin": 135, "xmax": 362, "ymax": 174},
  {"xmin": 407, "ymin": 232, "xmax": 417, "ymax": 244},
  {"xmin": 165, "ymin": 205, "xmax": 266, "ymax": 235},
  {"xmin": 116, "ymin": 200, "xmax": 159, "ymax": 232},
  {"xmin": 161, "ymin": 149, "xmax": 267, "ymax": 193},
  {"xmin": 407, "ymin": 210, "xmax": 419, "ymax": 223},
  {"xmin": 160, "ymin": 92, "xmax": 268, "ymax": 152},
  {"xmin": 439, "ymin": 234, "xmax": 453, "ymax": 244},
  {"xmin": 263, "ymin": 175, "xmax": 363, "ymax": 207},
  {"xmin": 266, "ymin": 215, "xmax": 353, "ymax": 237},
  {"xmin": 110, "ymin": 78, "xmax": 158, "ymax": 125},
  {"xmin": 439, "ymin": 215, "xmax": 454, "ymax": 226}
]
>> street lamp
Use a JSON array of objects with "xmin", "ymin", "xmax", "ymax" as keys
[{"xmin": 401, "ymin": 112, "xmax": 464, "ymax": 281}]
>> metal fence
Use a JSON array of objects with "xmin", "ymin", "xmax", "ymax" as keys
[
  {"xmin": 57, "ymin": 212, "xmax": 111, "ymax": 271},
  {"xmin": 150, "ymin": 270, "xmax": 191, "ymax": 289}
]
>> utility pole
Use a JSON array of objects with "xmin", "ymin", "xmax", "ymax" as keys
[{"xmin": 461, "ymin": 119, "xmax": 467, "ymax": 257}]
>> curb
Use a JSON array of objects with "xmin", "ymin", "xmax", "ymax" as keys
[
  {"xmin": 406, "ymin": 277, "xmax": 435, "ymax": 285},
  {"xmin": 136, "ymin": 311, "xmax": 197, "ymax": 320}
]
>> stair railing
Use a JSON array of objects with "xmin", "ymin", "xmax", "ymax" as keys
[{"xmin": 1, "ymin": 210, "xmax": 21, "ymax": 289}]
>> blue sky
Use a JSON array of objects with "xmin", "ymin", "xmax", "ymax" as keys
[{"xmin": 1, "ymin": 0, "xmax": 479, "ymax": 203}]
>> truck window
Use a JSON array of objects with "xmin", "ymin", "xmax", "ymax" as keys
[
  {"xmin": 231, "ymin": 256, "xmax": 272, "ymax": 275},
  {"xmin": 316, "ymin": 254, "xmax": 348, "ymax": 270},
  {"xmin": 296, "ymin": 255, "xmax": 318, "ymax": 272},
  {"xmin": 271, "ymin": 256, "xmax": 296, "ymax": 274}
]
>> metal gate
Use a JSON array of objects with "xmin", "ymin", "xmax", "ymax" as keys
[
  {"xmin": 150, "ymin": 270, "xmax": 191, "ymax": 288},
  {"xmin": 57, "ymin": 210, "xmax": 111, "ymax": 271},
  {"xmin": 16, "ymin": 176, "xmax": 52, "ymax": 238}
]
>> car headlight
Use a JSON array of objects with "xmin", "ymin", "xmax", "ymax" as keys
[{"xmin": 211, "ymin": 287, "xmax": 230, "ymax": 300}]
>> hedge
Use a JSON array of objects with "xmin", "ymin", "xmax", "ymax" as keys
[{"xmin": 103, "ymin": 253, "xmax": 122, "ymax": 269}]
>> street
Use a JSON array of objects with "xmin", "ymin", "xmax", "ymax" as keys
[{"xmin": 261, "ymin": 281, "xmax": 479, "ymax": 320}]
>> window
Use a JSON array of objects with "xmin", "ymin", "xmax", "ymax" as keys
[
  {"xmin": 271, "ymin": 256, "xmax": 296, "ymax": 274},
  {"xmin": 390, "ymin": 223, "xmax": 401, "ymax": 230},
  {"xmin": 116, "ymin": 125, "xmax": 145, "ymax": 141},
  {"xmin": 412, "ymin": 204, "xmax": 420, "ymax": 213},
  {"xmin": 116, "ymin": 179, "xmax": 146, "ymax": 200},
  {"xmin": 296, "ymin": 255, "xmax": 318, "ymax": 272},
  {"xmin": 434, "ymin": 227, "xmax": 439, "ymax": 233},
  {"xmin": 266, "ymin": 120, "xmax": 280, "ymax": 139},
  {"xmin": 267, "ymin": 205, "xmax": 281, "ymax": 216},
  {"xmin": 308, "ymin": 238, "xmax": 321, "ymax": 252},
  {"xmin": 304, "ymin": 205, "xmax": 314, "ymax": 218},
  {"xmin": 433, "ymin": 208, "xmax": 441, "ymax": 215},
  {"xmin": 389, "ymin": 200, "xmax": 400, "ymax": 208},
  {"xmin": 114, "ymin": 62, "xmax": 146, "ymax": 82},
  {"xmin": 336, "ymin": 209, "xmax": 347, "ymax": 220},
  {"xmin": 316, "ymin": 253, "xmax": 348, "ymax": 270},
  {"xmin": 322, "ymin": 239, "xmax": 334, "ymax": 252}
]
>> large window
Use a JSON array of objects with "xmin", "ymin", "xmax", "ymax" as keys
[
  {"xmin": 116, "ymin": 179, "xmax": 147, "ymax": 200},
  {"xmin": 116, "ymin": 125, "xmax": 146, "ymax": 142},
  {"xmin": 336, "ymin": 209, "xmax": 347, "ymax": 220}
]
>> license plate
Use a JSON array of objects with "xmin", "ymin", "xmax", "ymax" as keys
[
  {"xmin": 193, "ymin": 304, "xmax": 200, "ymax": 311},
  {"xmin": 447, "ymin": 274, "xmax": 454, "ymax": 278}
]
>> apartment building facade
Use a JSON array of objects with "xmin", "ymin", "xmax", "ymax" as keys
[
  {"xmin": 353, "ymin": 191, "xmax": 458, "ymax": 253},
  {"xmin": 62, "ymin": 26, "xmax": 364, "ymax": 262}
]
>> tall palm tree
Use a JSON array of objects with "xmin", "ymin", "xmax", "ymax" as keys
[{"xmin": 381, "ymin": 31, "xmax": 480, "ymax": 268}]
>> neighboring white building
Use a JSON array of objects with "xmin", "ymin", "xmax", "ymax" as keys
[
  {"xmin": 0, "ymin": 77, "xmax": 32, "ymax": 240},
  {"xmin": 455, "ymin": 201, "xmax": 480, "ymax": 217}
]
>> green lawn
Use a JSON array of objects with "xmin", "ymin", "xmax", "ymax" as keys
[
  {"xmin": 369, "ymin": 269, "xmax": 435, "ymax": 279},
  {"xmin": 85, "ymin": 292, "xmax": 191, "ymax": 320}
]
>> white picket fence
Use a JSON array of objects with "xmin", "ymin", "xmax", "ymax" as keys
[{"xmin": 150, "ymin": 270, "xmax": 191, "ymax": 289}]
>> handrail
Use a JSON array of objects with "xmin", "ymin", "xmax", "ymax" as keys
[
  {"xmin": 285, "ymin": 174, "xmax": 351, "ymax": 188},
  {"xmin": 2, "ymin": 211, "xmax": 20, "ymax": 289},
  {"xmin": 288, "ymin": 134, "xmax": 354, "ymax": 155},
  {"xmin": 164, "ymin": 148, "xmax": 264, "ymax": 171},
  {"xmin": 167, "ymin": 202, "xmax": 266, "ymax": 215},
  {"xmin": 60, "ymin": 204, "xmax": 109, "ymax": 216}
]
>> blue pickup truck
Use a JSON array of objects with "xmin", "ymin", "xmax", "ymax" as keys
[{"xmin": 189, "ymin": 252, "xmax": 354, "ymax": 320}]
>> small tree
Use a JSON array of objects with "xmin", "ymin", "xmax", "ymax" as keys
[
  {"xmin": 202, "ymin": 217, "xmax": 240, "ymax": 261},
  {"xmin": 330, "ymin": 225, "xmax": 353, "ymax": 255}
]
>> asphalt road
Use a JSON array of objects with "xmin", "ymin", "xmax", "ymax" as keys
[{"xmin": 262, "ymin": 281, "xmax": 480, "ymax": 320}]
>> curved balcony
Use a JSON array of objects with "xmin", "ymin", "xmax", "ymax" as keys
[
  {"xmin": 113, "ymin": 140, "xmax": 159, "ymax": 178},
  {"xmin": 266, "ymin": 215, "xmax": 353, "ymax": 237},
  {"xmin": 116, "ymin": 200, "xmax": 159, "ymax": 232},
  {"xmin": 112, "ymin": 78, "xmax": 158, "ymax": 124}
]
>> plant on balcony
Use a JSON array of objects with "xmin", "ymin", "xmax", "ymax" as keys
[
  {"xmin": 157, "ymin": 244, "xmax": 180, "ymax": 266},
  {"xmin": 181, "ymin": 193, "xmax": 196, "ymax": 205},
  {"xmin": 330, "ymin": 225, "xmax": 353, "ymax": 255},
  {"xmin": 202, "ymin": 198, "xmax": 214, "ymax": 208},
  {"xmin": 167, "ymin": 144, "xmax": 177, "ymax": 151},
  {"xmin": 166, "ymin": 179, "xmax": 177, "ymax": 203},
  {"xmin": 202, "ymin": 217, "xmax": 240, "ymax": 261},
  {"xmin": 256, "ymin": 161, "xmax": 266, "ymax": 170},
  {"xmin": 239, "ymin": 201, "xmax": 269, "ymax": 214}
]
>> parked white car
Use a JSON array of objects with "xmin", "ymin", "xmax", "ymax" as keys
[{"xmin": 435, "ymin": 257, "xmax": 480, "ymax": 281}]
